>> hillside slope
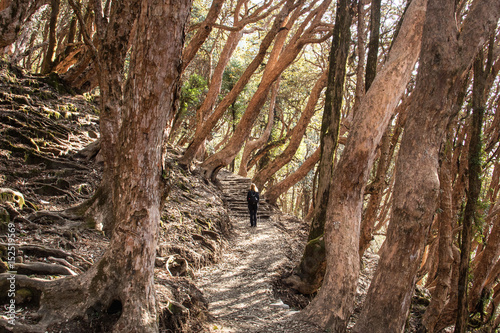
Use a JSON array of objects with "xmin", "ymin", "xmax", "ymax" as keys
[
  {"xmin": 0, "ymin": 61, "xmax": 229, "ymax": 332},
  {"xmin": 0, "ymin": 61, "xmax": 319, "ymax": 332}
]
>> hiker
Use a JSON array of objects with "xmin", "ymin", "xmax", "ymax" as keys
[{"xmin": 247, "ymin": 183, "xmax": 259, "ymax": 227}]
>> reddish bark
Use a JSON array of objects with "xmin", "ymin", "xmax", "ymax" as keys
[
  {"xmin": 265, "ymin": 147, "xmax": 320, "ymax": 204},
  {"xmin": 180, "ymin": 0, "xmax": 299, "ymax": 167},
  {"xmin": 299, "ymin": 0, "xmax": 427, "ymax": 329},
  {"xmin": 352, "ymin": 0, "xmax": 500, "ymax": 331},
  {"xmin": 238, "ymin": 78, "xmax": 279, "ymax": 177},
  {"xmin": 1, "ymin": 1, "xmax": 191, "ymax": 332},
  {"xmin": 181, "ymin": 0, "xmax": 225, "ymax": 73},
  {"xmin": 201, "ymin": 0, "xmax": 333, "ymax": 180},
  {"xmin": 422, "ymin": 138, "xmax": 454, "ymax": 332}
]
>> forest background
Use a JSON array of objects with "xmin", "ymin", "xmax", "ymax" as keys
[{"xmin": 1, "ymin": 0, "xmax": 500, "ymax": 332}]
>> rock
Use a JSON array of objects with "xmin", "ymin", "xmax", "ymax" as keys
[
  {"xmin": 270, "ymin": 300, "xmax": 290, "ymax": 309},
  {"xmin": 0, "ymin": 206, "xmax": 9, "ymax": 232},
  {"xmin": 15, "ymin": 288, "xmax": 33, "ymax": 304},
  {"xmin": 0, "ymin": 188, "xmax": 25, "ymax": 209}
]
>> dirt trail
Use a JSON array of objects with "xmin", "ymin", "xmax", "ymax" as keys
[{"xmin": 196, "ymin": 213, "xmax": 326, "ymax": 333}]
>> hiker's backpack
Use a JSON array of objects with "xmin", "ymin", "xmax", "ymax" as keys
[{"xmin": 248, "ymin": 191, "xmax": 259, "ymax": 205}]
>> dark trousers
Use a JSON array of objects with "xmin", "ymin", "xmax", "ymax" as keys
[{"xmin": 248, "ymin": 205, "xmax": 258, "ymax": 226}]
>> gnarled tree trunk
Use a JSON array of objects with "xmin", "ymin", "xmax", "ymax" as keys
[
  {"xmin": 1, "ymin": 1, "xmax": 191, "ymax": 333},
  {"xmin": 180, "ymin": 0, "xmax": 299, "ymax": 167},
  {"xmin": 200, "ymin": 0, "xmax": 332, "ymax": 180},
  {"xmin": 282, "ymin": 0, "xmax": 351, "ymax": 295},
  {"xmin": 352, "ymin": 0, "xmax": 500, "ymax": 331},
  {"xmin": 300, "ymin": 0, "xmax": 427, "ymax": 329},
  {"xmin": 265, "ymin": 147, "xmax": 320, "ymax": 205},
  {"xmin": 252, "ymin": 71, "xmax": 327, "ymax": 189},
  {"xmin": 422, "ymin": 137, "xmax": 454, "ymax": 332},
  {"xmin": 238, "ymin": 78, "xmax": 279, "ymax": 177},
  {"xmin": 0, "ymin": 0, "xmax": 48, "ymax": 50}
]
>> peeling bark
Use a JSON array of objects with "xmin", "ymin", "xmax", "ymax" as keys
[
  {"xmin": 0, "ymin": 1, "xmax": 191, "ymax": 332},
  {"xmin": 422, "ymin": 137, "xmax": 454, "ymax": 332},
  {"xmin": 352, "ymin": 0, "xmax": 500, "ymax": 331},
  {"xmin": 300, "ymin": 0, "xmax": 427, "ymax": 329}
]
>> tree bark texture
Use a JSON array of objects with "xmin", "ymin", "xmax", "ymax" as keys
[
  {"xmin": 352, "ymin": 0, "xmax": 500, "ymax": 332},
  {"xmin": 181, "ymin": 0, "xmax": 225, "ymax": 73},
  {"xmin": 92, "ymin": 0, "xmax": 141, "ymax": 235},
  {"xmin": 455, "ymin": 52, "xmax": 487, "ymax": 333},
  {"xmin": 185, "ymin": 0, "xmax": 283, "ymax": 166},
  {"xmin": 0, "ymin": 0, "xmax": 48, "ymax": 50},
  {"xmin": 364, "ymin": 0, "xmax": 381, "ymax": 91},
  {"xmin": 40, "ymin": 0, "xmax": 59, "ymax": 74},
  {"xmin": 282, "ymin": 0, "xmax": 351, "ymax": 296},
  {"xmin": 300, "ymin": 0, "xmax": 427, "ymax": 330},
  {"xmin": 3, "ymin": 1, "xmax": 191, "ymax": 332},
  {"xmin": 353, "ymin": 0, "xmax": 367, "ymax": 107},
  {"xmin": 422, "ymin": 137, "xmax": 455, "ymax": 332}
]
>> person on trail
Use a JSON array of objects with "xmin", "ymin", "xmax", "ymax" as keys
[{"xmin": 247, "ymin": 183, "xmax": 259, "ymax": 227}]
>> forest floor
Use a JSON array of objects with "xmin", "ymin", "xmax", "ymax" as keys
[
  {"xmin": 0, "ymin": 61, "xmax": 431, "ymax": 332},
  {"xmin": 196, "ymin": 212, "xmax": 325, "ymax": 333}
]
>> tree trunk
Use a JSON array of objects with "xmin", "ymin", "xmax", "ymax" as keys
[
  {"xmin": 40, "ymin": 0, "xmax": 59, "ymax": 74},
  {"xmin": 181, "ymin": 0, "xmax": 225, "ymax": 73},
  {"xmin": 180, "ymin": 0, "xmax": 298, "ymax": 167},
  {"xmin": 358, "ymin": 117, "xmax": 393, "ymax": 257},
  {"xmin": 300, "ymin": 0, "xmax": 427, "ymax": 329},
  {"xmin": 354, "ymin": 0, "xmax": 367, "ymax": 107},
  {"xmin": 265, "ymin": 147, "xmax": 320, "ymax": 205},
  {"xmin": 422, "ymin": 136, "xmax": 454, "ymax": 332},
  {"xmin": 282, "ymin": 0, "xmax": 352, "ymax": 295},
  {"xmin": 238, "ymin": 78, "xmax": 279, "ymax": 177},
  {"xmin": 0, "ymin": 0, "xmax": 48, "ymax": 50},
  {"xmin": 201, "ymin": 0, "xmax": 332, "ymax": 180},
  {"xmin": 183, "ymin": 0, "xmax": 281, "ymax": 166},
  {"xmin": 252, "ymin": 70, "xmax": 327, "ymax": 189},
  {"xmin": 352, "ymin": 0, "xmax": 500, "ymax": 331},
  {"xmin": 365, "ymin": 0, "xmax": 381, "ymax": 91},
  {"xmin": 90, "ymin": 0, "xmax": 141, "ymax": 235},
  {"xmin": 455, "ymin": 51, "xmax": 487, "ymax": 333},
  {"xmin": 3, "ymin": 1, "xmax": 191, "ymax": 332}
]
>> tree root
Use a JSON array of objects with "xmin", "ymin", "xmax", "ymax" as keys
[{"xmin": 0, "ymin": 272, "xmax": 119, "ymax": 333}]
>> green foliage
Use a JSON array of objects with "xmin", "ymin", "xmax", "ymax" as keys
[
  {"xmin": 179, "ymin": 73, "xmax": 208, "ymax": 117},
  {"xmin": 221, "ymin": 59, "xmax": 247, "ymax": 120}
]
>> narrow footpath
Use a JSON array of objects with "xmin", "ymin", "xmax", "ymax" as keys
[{"xmin": 195, "ymin": 170, "xmax": 326, "ymax": 333}]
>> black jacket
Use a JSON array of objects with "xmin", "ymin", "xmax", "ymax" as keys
[{"xmin": 247, "ymin": 190, "xmax": 259, "ymax": 207}]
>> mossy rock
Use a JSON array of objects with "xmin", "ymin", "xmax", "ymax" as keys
[
  {"xmin": 0, "ymin": 259, "xmax": 8, "ymax": 273},
  {"xmin": 15, "ymin": 288, "xmax": 33, "ymax": 304},
  {"xmin": 167, "ymin": 300, "xmax": 188, "ymax": 315},
  {"xmin": 40, "ymin": 72, "xmax": 75, "ymax": 95}
]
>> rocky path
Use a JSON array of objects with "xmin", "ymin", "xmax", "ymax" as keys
[
  {"xmin": 196, "ymin": 214, "xmax": 326, "ymax": 333},
  {"xmin": 195, "ymin": 170, "xmax": 326, "ymax": 333}
]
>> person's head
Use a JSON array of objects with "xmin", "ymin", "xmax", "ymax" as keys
[{"xmin": 250, "ymin": 183, "xmax": 258, "ymax": 192}]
